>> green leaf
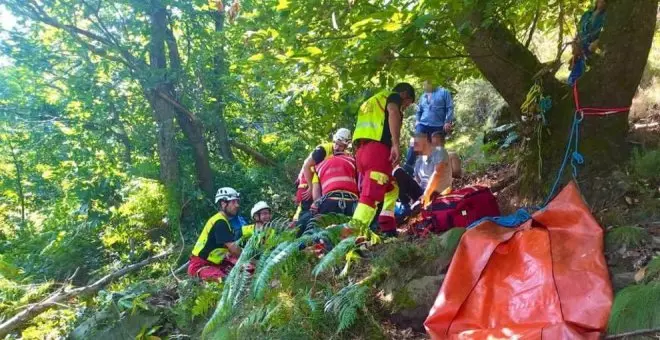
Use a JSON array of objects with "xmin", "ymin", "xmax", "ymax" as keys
[
  {"xmin": 248, "ymin": 53, "xmax": 265, "ymax": 61},
  {"xmin": 275, "ymin": 0, "xmax": 290, "ymax": 11},
  {"xmin": 305, "ymin": 46, "xmax": 323, "ymax": 55},
  {"xmin": 382, "ymin": 22, "xmax": 402, "ymax": 32}
]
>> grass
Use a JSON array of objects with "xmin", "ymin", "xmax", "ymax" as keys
[{"xmin": 644, "ymin": 256, "xmax": 660, "ymax": 284}]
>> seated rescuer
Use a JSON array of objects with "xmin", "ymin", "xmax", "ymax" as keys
[
  {"xmin": 242, "ymin": 201, "xmax": 273, "ymax": 242},
  {"xmin": 312, "ymin": 152, "xmax": 359, "ymax": 216},
  {"xmin": 188, "ymin": 187, "xmax": 243, "ymax": 282},
  {"xmin": 413, "ymin": 132, "xmax": 453, "ymax": 206},
  {"xmin": 293, "ymin": 128, "xmax": 352, "ymax": 222}
]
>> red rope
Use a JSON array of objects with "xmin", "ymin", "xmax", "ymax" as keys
[{"xmin": 572, "ymin": 80, "xmax": 630, "ymax": 116}]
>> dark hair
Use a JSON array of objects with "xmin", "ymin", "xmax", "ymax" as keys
[{"xmin": 392, "ymin": 82, "xmax": 415, "ymax": 103}]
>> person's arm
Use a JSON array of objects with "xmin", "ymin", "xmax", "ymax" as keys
[
  {"xmin": 387, "ymin": 102, "xmax": 402, "ymax": 164},
  {"xmin": 225, "ymin": 241, "xmax": 242, "ymax": 257},
  {"xmin": 415, "ymin": 96, "xmax": 423, "ymax": 124},
  {"xmin": 444, "ymin": 90, "xmax": 454, "ymax": 127},
  {"xmin": 312, "ymin": 177, "xmax": 321, "ymax": 201},
  {"xmin": 301, "ymin": 156, "xmax": 316, "ymax": 200},
  {"xmin": 422, "ymin": 161, "xmax": 451, "ymax": 207},
  {"xmin": 213, "ymin": 220, "xmax": 242, "ymax": 257}
]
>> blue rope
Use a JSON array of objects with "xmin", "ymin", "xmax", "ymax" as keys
[
  {"xmin": 539, "ymin": 96, "xmax": 552, "ymax": 126},
  {"xmin": 543, "ymin": 110, "xmax": 583, "ymax": 206},
  {"xmin": 468, "ymin": 110, "xmax": 585, "ymax": 229}
]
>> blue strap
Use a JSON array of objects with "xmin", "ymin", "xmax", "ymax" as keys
[{"xmin": 467, "ymin": 208, "xmax": 533, "ymax": 229}]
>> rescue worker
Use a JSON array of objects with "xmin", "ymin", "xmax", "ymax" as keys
[
  {"xmin": 312, "ymin": 152, "xmax": 359, "ymax": 216},
  {"xmin": 351, "ymin": 83, "xmax": 416, "ymax": 237},
  {"xmin": 293, "ymin": 128, "xmax": 352, "ymax": 223},
  {"xmin": 301, "ymin": 128, "xmax": 352, "ymax": 201},
  {"xmin": 242, "ymin": 201, "xmax": 273, "ymax": 241},
  {"xmin": 187, "ymin": 187, "xmax": 243, "ymax": 281}
]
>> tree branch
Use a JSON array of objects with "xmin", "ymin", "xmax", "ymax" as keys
[
  {"xmin": 449, "ymin": 2, "xmax": 560, "ymax": 115},
  {"xmin": 604, "ymin": 327, "xmax": 660, "ymax": 339},
  {"xmin": 395, "ymin": 53, "xmax": 488, "ymax": 61},
  {"xmin": 0, "ymin": 250, "xmax": 173, "ymax": 338},
  {"xmin": 524, "ymin": 3, "xmax": 541, "ymax": 48},
  {"xmin": 229, "ymin": 140, "xmax": 278, "ymax": 167},
  {"xmin": 554, "ymin": 0, "xmax": 565, "ymax": 62}
]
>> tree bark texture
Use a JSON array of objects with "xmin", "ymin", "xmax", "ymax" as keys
[{"xmin": 452, "ymin": 0, "xmax": 658, "ymax": 201}]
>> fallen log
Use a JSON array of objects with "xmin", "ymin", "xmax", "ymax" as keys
[{"xmin": 0, "ymin": 250, "xmax": 173, "ymax": 338}]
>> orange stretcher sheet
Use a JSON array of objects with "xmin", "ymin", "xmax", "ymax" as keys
[{"xmin": 424, "ymin": 182, "xmax": 613, "ymax": 339}]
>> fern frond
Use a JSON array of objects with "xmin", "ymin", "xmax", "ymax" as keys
[
  {"xmin": 607, "ymin": 282, "xmax": 660, "ymax": 334},
  {"xmin": 252, "ymin": 239, "xmax": 310, "ymax": 300},
  {"xmin": 312, "ymin": 236, "xmax": 357, "ymax": 277},
  {"xmin": 324, "ymin": 283, "xmax": 368, "ymax": 333},
  {"xmin": 203, "ymin": 234, "xmax": 262, "ymax": 339}
]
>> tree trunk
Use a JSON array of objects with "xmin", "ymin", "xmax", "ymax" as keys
[
  {"xmin": 452, "ymin": 0, "xmax": 658, "ymax": 201},
  {"xmin": 109, "ymin": 101, "xmax": 133, "ymax": 165},
  {"xmin": 148, "ymin": 1, "xmax": 214, "ymax": 197},
  {"xmin": 6, "ymin": 138, "xmax": 25, "ymax": 225},
  {"xmin": 145, "ymin": 92, "xmax": 180, "ymax": 190},
  {"xmin": 210, "ymin": 11, "xmax": 235, "ymax": 162}
]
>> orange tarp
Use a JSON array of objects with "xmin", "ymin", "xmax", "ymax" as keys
[{"xmin": 424, "ymin": 182, "xmax": 613, "ymax": 339}]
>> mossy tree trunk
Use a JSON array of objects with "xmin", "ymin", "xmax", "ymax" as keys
[{"xmin": 451, "ymin": 0, "xmax": 658, "ymax": 201}]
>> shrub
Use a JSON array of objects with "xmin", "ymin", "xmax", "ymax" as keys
[
  {"xmin": 631, "ymin": 148, "xmax": 660, "ymax": 183},
  {"xmin": 454, "ymin": 78, "xmax": 507, "ymax": 133},
  {"xmin": 605, "ymin": 226, "xmax": 649, "ymax": 251}
]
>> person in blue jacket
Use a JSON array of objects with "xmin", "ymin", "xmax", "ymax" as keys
[{"xmin": 403, "ymin": 79, "xmax": 453, "ymax": 173}]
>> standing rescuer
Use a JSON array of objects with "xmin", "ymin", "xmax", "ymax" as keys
[
  {"xmin": 188, "ymin": 187, "xmax": 243, "ymax": 281},
  {"xmin": 351, "ymin": 83, "xmax": 415, "ymax": 236}
]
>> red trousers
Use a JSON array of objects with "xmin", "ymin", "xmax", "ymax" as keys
[
  {"xmin": 354, "ymin": 141, "xmax": 398, "ymax": 232},
  {"xmin": 187, "ymin": 255, "xmax": 237, "ymax": 282}
]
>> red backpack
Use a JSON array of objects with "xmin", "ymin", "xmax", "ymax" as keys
[{"xmin": 410, "ymin": 186, "xmax": 500, "ymax": 236}]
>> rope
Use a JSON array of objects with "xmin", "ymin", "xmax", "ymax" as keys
[
  {"xmin": 543, "ymin": 80, "xmax": 629, "ymax": 206},
  {"xmin": 471, "ymin": 80, "xmax": 631, "ymax": 229}
]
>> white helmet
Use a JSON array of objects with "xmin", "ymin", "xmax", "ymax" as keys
[
  {"xmin": 214, "ymin": 187, "xmax": 240, "ymax": 204},
  {"xmin": 250, "ymin": 201, "xmax": 271, "ymax": 218},
  {"xmin": 332, "ymin": 128, "xmax": 352, "ymax": 145}
]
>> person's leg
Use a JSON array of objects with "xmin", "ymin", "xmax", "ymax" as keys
[
  {"xmin": 352, "ymin": 142, "xmax": 393, "ymax": 231},
  {"xmin": 393, "ymin": 166, "xmax": 423, "ymax": 203},
  {"xmin": 188, "ymin": 256, "xmax": 229, "ymax": 282},
  {"xmin": 568, "ymin": 56, "xmax": 585, "ymax": 86},
  {"xmin": 378, "ymin": 181, "xmax": 399, "ymax": 235}
]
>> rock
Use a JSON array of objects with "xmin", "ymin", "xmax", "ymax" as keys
[
  {"xmin": 611, "ymin": 272, "xmax": 636, "ymax": 291},
  {"xmin": 70, "ymin": 308, "xmax": 161, "ymax": 340},
  {"xmin": 388, "ymin": 275, "xmax": 445, "ymax": 332}
]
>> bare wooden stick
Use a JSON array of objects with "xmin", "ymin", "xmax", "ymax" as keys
[
  {"xmin": 0, "ymin": 250, "xmax": 172, "ymax": 338},
  {"xmin": 604, "ymin": 327, "xmax": 660, "ymax": 339}
]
